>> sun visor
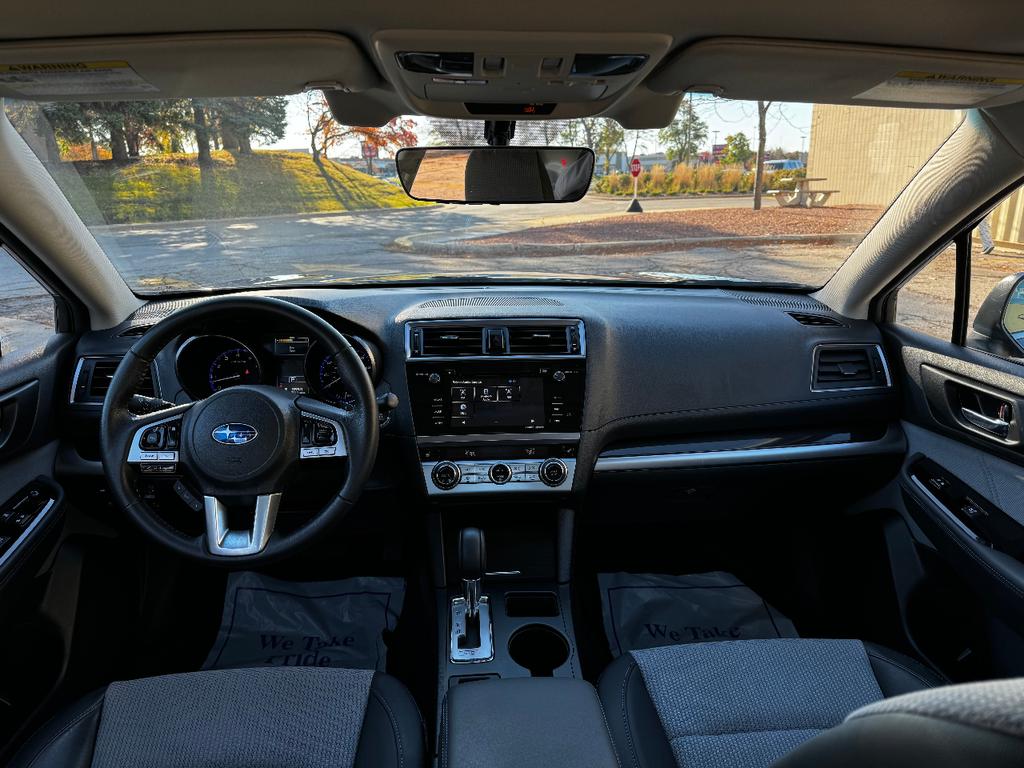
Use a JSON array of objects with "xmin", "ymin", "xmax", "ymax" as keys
[
  {"xmin": 649, "ymin": 38, "xmax": 1024, "ymax": 109},
  {"xmin": 0, "ymin": 32, "xmax": 380, "ymax": 101}
]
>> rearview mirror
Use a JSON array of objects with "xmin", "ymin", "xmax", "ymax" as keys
[
  {"xmin": 970, "ymin": 273, "xmax": 1024, "ymax": 358},
  {"xmin": 395, "ymin": 146, "xmax": 594, "ymax": 204}
]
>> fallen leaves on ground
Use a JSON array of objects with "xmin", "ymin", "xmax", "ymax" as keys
[{"xmin": 469, "ymin": 205, "xmax": 883, "ymax": 245}]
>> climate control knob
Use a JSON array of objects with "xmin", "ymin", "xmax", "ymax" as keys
[
  {"xmin": 488, "ymin": 462, "xmax": 512, "ymax": 485},
  {"xmin": 539, "ymin": 458, "xmax": 568, "ymax": 487},
  {"xmin": 431, "ymin": 461, "xmax": 461, "ymax": 491}
]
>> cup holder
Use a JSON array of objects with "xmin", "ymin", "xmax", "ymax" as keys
[{"xmin": 507, "ymin": 624, "xmax": 569, "ymax": 677}]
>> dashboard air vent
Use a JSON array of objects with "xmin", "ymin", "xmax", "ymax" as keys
[
  {"xmin": 118, "ymin": 324, "xmax": 152, "ymax": 337},
  {"xmin": 812, "ymin": 345, "xmax": 889, "ymax": 391},
  {"xmin": 413, "ymin": 326, "xmax": 483, "ymax": 357},
  {"xmin": 508, "ymin": 325, "xmax": 572, "ymax": 355},
  {"xmin": 787, "ymin": 312, "xmax": 843, "ymax": 327},
  {"xmin": 73, "ymin": 357, "xmax": 156, "ymax": 404},
  {"xmin": 88, "ymin": 359, "xmax": 120, "ymax": 399}
]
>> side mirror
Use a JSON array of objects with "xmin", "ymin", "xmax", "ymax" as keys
[{"xmin": 970, "ymin": 273, "xmax": 1024, "ymax": 358}]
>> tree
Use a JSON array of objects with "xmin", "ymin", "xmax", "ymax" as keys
[
  {"xmin": 305, "ymin": 92, "xmax": 417, "ymax": 164},
  {"xmin": 658, "ymin": 98, "xmax": 708, "ymax": 165},
  {"xmin": 515, "ymin": 120, "xmax": 570, "ymax": 145},
  {"xmin": 594, "ymin": 119, "xmax": 625, "ymax": 174},
  {"xmin": 191, "ymin": 99, "xmax": 213, "ymax": 167},
  {"xmin": 753, "ymin": 101, "xmax": 772, "ymax": 210},
  {"xmin": 560, "ymin": 118, "xmax": 602, "ymax": 152},
  {"xmin": 211, "ymin": 97, "xmax": 289, "ymax": 154},
  {"xmin": 5, "ymin": 101, "xmax": 91, "ymax": 163},
  {"xmin": 428, "ymin": 119, "xmax": 482, "ymax": 145},
  {"xmin": 722, "ymin": 132, "xmax": 753, "ymax": 167}
]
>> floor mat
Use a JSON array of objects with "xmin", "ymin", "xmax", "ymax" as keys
[
  {"xmin": 203, "ymin": 572, "xmax": 404, "ymax": 672},
  {"xmin": 599, "ymin": 571, "xmax": 799, "ymax": 657}
]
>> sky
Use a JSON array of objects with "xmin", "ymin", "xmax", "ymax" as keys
[{"xmin": 269, "ymin": 93, "xmax": 814, "ymax": 157}]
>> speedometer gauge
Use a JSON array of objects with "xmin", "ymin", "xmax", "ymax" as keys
[{"xmin": 208, "ymin": 347, "xmax": 261, "ymax": 392}]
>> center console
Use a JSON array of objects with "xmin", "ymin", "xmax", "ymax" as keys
[{"xmin": 406, "ymin": 319, "xmax": 586, "ymax": 496}]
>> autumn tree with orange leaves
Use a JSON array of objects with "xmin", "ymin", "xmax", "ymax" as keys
[{"xmin": 305, "ymin": 92, "xmax": 417, "ymax": 165}]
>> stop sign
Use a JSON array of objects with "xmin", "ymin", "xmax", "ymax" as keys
[{"xmin": 630, "ymin": 157, "xmax": 642, "ymax": 177}]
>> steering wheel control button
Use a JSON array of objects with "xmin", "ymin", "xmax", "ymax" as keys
[
  {"xmin": 540, "ymin": 458, "xmax": 568, "ymax": 487},
  {"xmin": 142, "ymin": 426, "xmax": 165, "ymax": 449},
  {"xmin": 129, "ymin": 416, "xmax": 183, "ymax": 467},
  {"xmin": 172, "ymin": 480, "xmax": 203, "ymax": 512},
  {"xmin": 432, "ymin": 461, "xmax": 461, "ymax": 490},
  {"xmin": 298, "ymin": 413, "xmax": 345, "ymax": 459},
  {"xmin": 313, "ymin": 422, "xmax": 337, "ymax": 446},
  {"xmin": 488, "ymin": 463, "xmax": 512, "ymax": 484}
]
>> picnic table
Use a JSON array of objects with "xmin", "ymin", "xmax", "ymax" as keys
[{"xmin": 766, "ymin": 177, "xmax": 839, "ymax": 208}]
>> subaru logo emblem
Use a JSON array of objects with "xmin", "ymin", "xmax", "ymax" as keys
[{"xmin": 212, "ymin": 423, "xmax": 258, "ymax": 445}]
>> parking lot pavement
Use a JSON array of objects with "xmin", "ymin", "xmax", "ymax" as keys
[{"xmin": 88, "ymin": 195, "xmax": 754, "ymax": 289}]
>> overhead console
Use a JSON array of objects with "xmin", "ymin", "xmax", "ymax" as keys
[
  {"xmin": 406, "ymin": 319, "xmax": 585, "ymax": 496},
  {"xmin": 371, "ymin": 30, "xmax": 672, "ymax": 122}
]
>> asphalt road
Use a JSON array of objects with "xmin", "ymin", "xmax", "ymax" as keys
[{"xmin": 87, "ymin": 195, "xmax": 756, "ymax": 290}]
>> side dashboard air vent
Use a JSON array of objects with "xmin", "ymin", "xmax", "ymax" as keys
[
  {"xmin": 812, "ymin": 345, "xmax": 890, "ymax": 391},
  {"xmin": 508, "ymin": 325, "xmax": 572, "ymax": 355},
  {"xmin": 787, "ymin": 312, "xmax": 844, "ymax": 327},
  {"xmin": 71, "ymin": 357, "xmax": 156, "ymax": 404},
  {"xmin": 118, "ymin": 324, "xmax": 152, "ymax": 337},
  {"xmin": 412, "ymin": 326, "xmax": 484, "ymax": 357}
]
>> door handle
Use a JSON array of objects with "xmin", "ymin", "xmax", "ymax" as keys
[{"xmin": 960, "ymin": 407, "xmax": 1011, "ymax": 439}]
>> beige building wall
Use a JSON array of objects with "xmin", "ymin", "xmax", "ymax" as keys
[
  {"xmin": 990, "ymin": 186, "xmax": 1024, "ymax": 246},
  {"xmin": 806, "ymin": 105, "xmax": 963, "ymax": 207},
  {"xmin": 808, "ymin": 104, "xmax": 1024, "ymax": 247}
]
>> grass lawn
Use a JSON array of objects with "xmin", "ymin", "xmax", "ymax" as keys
[{"xmin": 49, "ymin": 150, "xmax": 428, "ymax": 225}]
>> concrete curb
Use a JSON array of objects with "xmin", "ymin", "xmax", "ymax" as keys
[{"xmin": 389, "ymin": 231, "xmax": 864, "ymax": 256}]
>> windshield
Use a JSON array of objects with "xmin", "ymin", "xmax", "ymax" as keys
[{"xmin": 4, "ymin": 94, "xmax": 962, "ymax": 293}]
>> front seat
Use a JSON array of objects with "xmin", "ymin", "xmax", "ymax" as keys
[
  {"xmin": 9, "ymin": 666, "xmax": 425, "ymax": 768},
  {"xmin": 598, "ymin": 638, "xmax": 945, "ymax": 768}
]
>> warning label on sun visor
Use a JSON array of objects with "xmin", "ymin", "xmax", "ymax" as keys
[
  {"xmin": 855, "ymin": 71, "xmax": 1024, "ymax": 106},
  {"xmin": 0, "ymin": 61, "xmax": 158, "ymax": 97}
]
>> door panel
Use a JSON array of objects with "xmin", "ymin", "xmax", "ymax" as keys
[
  {"xmin": 0, "ymin": 333, "xmax": 75, "ymax": 754},
  {"xmin": 0, "ymin": 336, "xmax": 74, "ymax": 586},
  {"xmin": 884, "ymin": 325, "xmax": 1024, "ymax": 676}
]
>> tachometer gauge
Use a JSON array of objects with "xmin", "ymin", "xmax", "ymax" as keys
[
  {"xmin": 208, "ymin": 347, "xmax": 261, "ymax": 392},
  {"xmin": 305, "ymin": 336, "xmax": 376, "ymax": 409}
]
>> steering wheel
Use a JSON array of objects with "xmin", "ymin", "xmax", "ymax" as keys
[{"xmin": 100, "ymin": 296, "xmax": 378, "ymax": 564}]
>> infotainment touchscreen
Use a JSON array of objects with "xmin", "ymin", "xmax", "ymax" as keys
[
  {"xmin": 407, "ymin": 361, "xmax": 585, "ymax": 435},
  {"xmin": 449, "ymin": 374, "xmax": 545, "ymax": 429}
]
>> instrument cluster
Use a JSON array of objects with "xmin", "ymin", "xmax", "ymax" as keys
[{"xmin": 174, "ymin": 332, "xmax": 378, "ymax": 409}]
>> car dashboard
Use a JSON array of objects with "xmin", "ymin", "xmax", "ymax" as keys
[{"xmin": 65, "ymin": 285, "xmax": 904, "ymax": 502}]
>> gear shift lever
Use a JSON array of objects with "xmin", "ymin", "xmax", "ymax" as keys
[
  {"xmin": 450, "ymin": 527, "xmax": 494, "ymax": 662},
  {"xmin": 459, "ymin": 527, "xmax": 486, "ymax": 618}
]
